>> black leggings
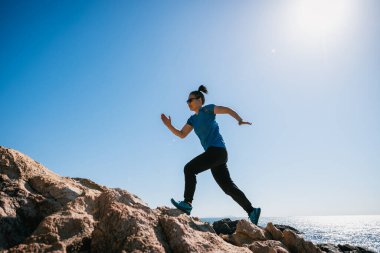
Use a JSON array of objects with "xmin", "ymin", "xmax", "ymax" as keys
[{"xmin": 183, "ymin": 146, "xmax": 254, "ymax": 214}]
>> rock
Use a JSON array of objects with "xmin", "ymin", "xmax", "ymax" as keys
[
  {"xmin": 248, "ymin": 240, "xmax": 289, "ymax": 253},
  {"xmin": 221, "ymin": 219, "xmax": 267, "ymax": 246},
  {"xmin": 236, "ymin": 219, "xmax": 267, "ymax": 240},
  {"xmin": 317, "ymin": 243, "xmax": 342, "ymax": 253},
  {"xmin": 265, "ymin": 222, "xmax": 284, "ymax": 241},
  {"xmin": 1, "ymin": 145, "xmax": 376, "ymax": 253},
  {"xmin": 282, "ymin": 229, "xmax": 322, "ymax": 253},
  {"xmin": 274, "ymin": 224, "xmax": 302, "ymax": 234},
  {"xmin": 159, "ymin": 208, "xmax": 250, "ymax": 253},
  {"xmin": 0, "ymin": 146, "xmax": 251, "ymax": 253},
  {"xmin": 0, "ymin": 146, "xmax": 103, "ymax": 251},
  {"xmin": 90, "ymin": 188, "xmax": 170, "ymax": 253},
  {"xmin": 338, "ymin": 243, "xmax": 375, "ymax": 252},
  {"xmin": 6, "ymin": 242, "xmax": 66, "ymax": 253},
  {"xmin": 213, "ymin": 218, "xmax": 238, "ymax": 235},
  {"xmin": 70, "ymin": 177, "xmax": 107, "ymax": 192},
  {"xmin": 317, "ymin": 243, "xmax": 376, "ymax": 253},
  {"xmin": 212, "ymin": 219, "xmax": 299, "ymax": 237}
]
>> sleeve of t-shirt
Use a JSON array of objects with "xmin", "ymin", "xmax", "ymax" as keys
[
  {"xmin": 186, "ymin": 116, "xmax": 194, "ymax": 126},
  {"xmin": 203, "ymin": 104, "xmax": 215, "ymax": 114}
]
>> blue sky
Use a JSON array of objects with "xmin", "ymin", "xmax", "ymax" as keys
[{"xmin": 1, "ymin": 0, "xmax": 379, "ymax": 217}]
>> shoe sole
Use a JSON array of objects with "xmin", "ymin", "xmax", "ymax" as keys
[{"xmin": 171, "ymin": 198, "xmax": 191, "ymax": 215}]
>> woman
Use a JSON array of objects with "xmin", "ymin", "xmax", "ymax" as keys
[{"xmin": 161, "ymin": 85, "xmax": 261, "ymax": 225}]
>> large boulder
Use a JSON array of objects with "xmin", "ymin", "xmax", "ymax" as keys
[
  {"xmin": 213, "ymin": 218, "xmax": 238, "ymax": 235},
  {"xmin": 282, "ymin": 229, "xmax": 323, "ymax": 253},
  {"xmin": 265, "ymin": 222, "xmax": 284, "ymax": 241}
]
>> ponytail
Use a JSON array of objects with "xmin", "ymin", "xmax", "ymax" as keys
[{"xmin": 198, "ymin": 85, "xmax": 208, "ymax": 94}]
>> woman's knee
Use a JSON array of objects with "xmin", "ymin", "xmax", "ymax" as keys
[
  {"xmin": 184, "ymin": 162, "xmax": 195, "ymax": 175},
  {"xmin": 221, "ymin": 186, "xmax": 233, "ymax": 195},
  {"xmin": 219, "ymin": 182, "xmax": 238, "ymax": 196}
]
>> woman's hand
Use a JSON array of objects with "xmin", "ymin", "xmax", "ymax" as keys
[
  {"xmin": 161, "ymin": 113, "xmax": 172, "ymax": 127},
  {"xmin": 214, "ymin": 106, "xmax": 253, "ymax": 126},
  {"xmin": 238, "ymin": 119, "xmax": 252, "ymax": 125}
]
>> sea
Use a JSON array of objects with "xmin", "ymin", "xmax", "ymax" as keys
[{"xmin": 200, "ymin": 215, "xmax": 380, "ymax": 252}]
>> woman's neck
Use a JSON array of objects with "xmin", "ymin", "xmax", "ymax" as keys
[{"xmin": 195, "ymin": 106, "xmax": 202, "ymax": 115}]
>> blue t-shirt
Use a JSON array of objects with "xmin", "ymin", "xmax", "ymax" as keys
[{"xmin": 186, "ymin": 104, "xmax": 226, "ymax": 151}]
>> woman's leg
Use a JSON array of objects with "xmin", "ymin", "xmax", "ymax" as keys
[
  {"xmin": 211, "ymin": 163, "xmax": 254, "ymax": 214},
  {"xmin": 184, "ymin": 147, "xmax": 226, "ymax": 203}
]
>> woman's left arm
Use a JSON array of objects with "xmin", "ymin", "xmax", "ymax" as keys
[{"xmin": 214, "ymin": 105, "xmax": 253, "ymax": 125}]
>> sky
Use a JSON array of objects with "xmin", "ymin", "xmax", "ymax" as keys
[{"xmin": 1, "ymin": 0, "xmax": 379, "ymax": 218}]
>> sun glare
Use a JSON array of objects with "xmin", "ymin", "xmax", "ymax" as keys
[{"xmin": 288, "ymin": 0, "xmax": 354, "ymax": 41}]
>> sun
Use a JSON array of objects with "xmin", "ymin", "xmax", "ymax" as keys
[{"xmin": 288, "ymin": 0, "xmax": 354, "ymax": 40}]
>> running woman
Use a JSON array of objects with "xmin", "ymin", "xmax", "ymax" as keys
[{"xmin": 161, "ymin": 85, "xmax": 261, "ymax": 225}]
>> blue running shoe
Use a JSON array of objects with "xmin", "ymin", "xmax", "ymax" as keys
[
  {"xmin": 171, "ymin": 198, "xmax": 192, "ymax": 215},
  {"xmin": 248, "ymin": 207, "xmax": 261, "ymax": 225}
]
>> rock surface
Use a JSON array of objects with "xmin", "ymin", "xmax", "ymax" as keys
[{"xmin": 0, "ymin": 146, "xmax": 376, "ymax": 253}]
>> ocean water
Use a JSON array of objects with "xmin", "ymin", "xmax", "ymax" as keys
[{"xmin": 201, "ymin": 215, "xmax": 380, "ymax": 252}]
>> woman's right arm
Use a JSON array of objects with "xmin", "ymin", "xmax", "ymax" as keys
[{"xmin": 161, "ymin": 114, "xmax": 193, "ymax": 139}]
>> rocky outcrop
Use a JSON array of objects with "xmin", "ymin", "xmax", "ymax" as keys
[
  {"xmin": 0, "ymin": 146, "xmax": 376, "ymax": 253},
  {"xmin": 0, "ymin": 146, "xmax": 249, "ymax": 253},
  {"xmin": 317, "ymin": 243, "xmax": 376, "ymax": 253},
  {"xmin": 212, "ymin": 219, "xmax": 376, "ymax": 253}
]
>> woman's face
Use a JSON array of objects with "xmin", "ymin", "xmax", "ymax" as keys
[{"xmin": 187, "ymin": 94, "xmax": 202, "ymax": 111}]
